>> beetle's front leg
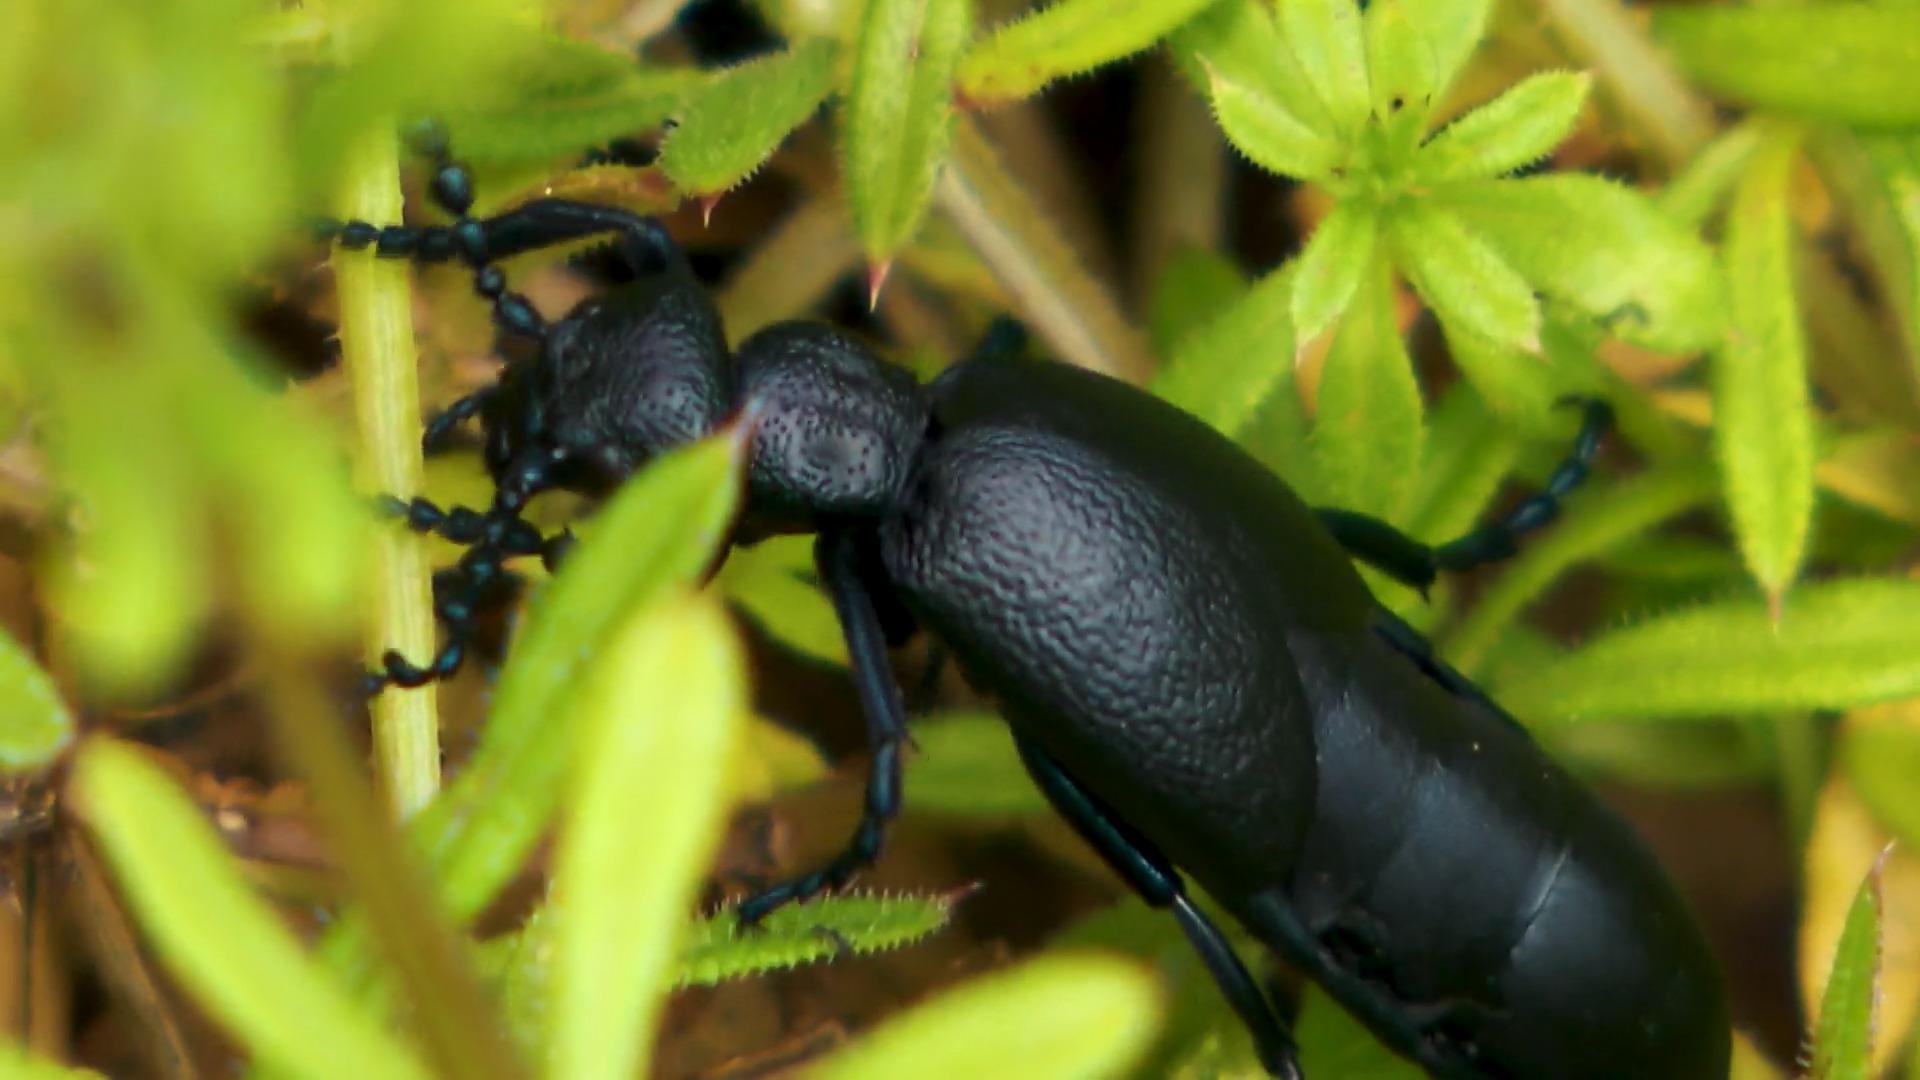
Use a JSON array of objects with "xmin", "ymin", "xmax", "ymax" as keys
[
  {"xmin": 735, "ymin": 525, "xmax": 908, "ymax": 924},
  {"xmin": 1011, "ymin": 734, "xmax": 1302, "ymax": 1080}
]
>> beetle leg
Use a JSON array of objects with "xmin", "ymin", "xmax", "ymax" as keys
[
  {"xmin": 1012, "ymin": 734, "xmax": 1302, "ymax": 1080},
  {"xmin": 423, "ymin": 387, "xmax": 496, "ymax": 454},
  {"xmin": 1315, "ymin": 397, "xmax": 1613, "ymax": 590},
  {"xmin": 735, "ymin": 526, "xmax": 908, "ymax": 925}
]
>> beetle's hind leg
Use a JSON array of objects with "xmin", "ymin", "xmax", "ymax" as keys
[
  {"xmin": 1315, "ymin": 397, "xmax": 1613, "ymax": 591},
  {"xmin": 1012, "ymin": 735, "xmax": 1302, "ymax": 1080}
]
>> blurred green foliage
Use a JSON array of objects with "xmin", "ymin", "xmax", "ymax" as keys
[{"xmin": 2, "ymin": 0, "xmax": 1920, "ymax": 1076}]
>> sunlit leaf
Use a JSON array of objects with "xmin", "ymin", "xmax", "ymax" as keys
[
  {"xmin": 1292, "ymin": 201, "xmax": 1379, "ymax": 343},
  {"xmin": 1169, "ymin": 0, "xmax": 1333, "ymax": 139},
  {"xmin": 659, "ymin": 39, "xmax": 838, "ymax": 196},
  {"xmin": 1715, "ymin": 123, "xmax": 1813, "ymax": 599},
  {"xmin": 1653, "ymin": 3, "xmax": 1920, "ymax": 127},
  {"xmin": 1809, "ymin": 853, "xmax": 1882, "ymax": 1080},
  {"xmin": 443, "ymin": 58, "xmax": 697, "ymax": 168},
  {"xmin": 1362, "ymin": 0, "xmax": 1438, "ymax": 131},
  {"xmin": 956, "ymin": 0, "xmax": 1216, "ymax": 104},
  {"xmin": 1414, "ymin": 71, "xmax": 1591, "ymax": 183},
  {"xmin": 547, "ymin": 592, "xmax": 747, "ymax": 1080},
  {"xmin": 1496, "ymin": 579, "xmax": 1920, "ymax": 723},
  {"xmin": 806, "ymin": 952, "xmax": 1162, "ymax": 1080},
  {"xmin": 908, "ymin": 710, "xmax": 1049, "ymax": 816},
  {"xmin": 844, "ymin": 0, "xmax": 971, "ymax": 262},
  {"xmin": 1397, "ymin": 0, "xmax": 1491, "ymax": 106},
  {"xmin": 1430, "ymin": 174, "xmax": 1725, "ymax": 354},
  {"xmin": 1202, "ymin": 62, "xmax": 1343, "ymax": 182},
  {"xmin": 1390, "ymin": 201, "xmax": 1541, "ymax": 355},
  {"xmin": 72, "ymin": 740, "xmax": 430, "ymax": 1080},
  {"xmin": 1800, "ymin": 777, "xmax": 1920, "ymax": 1077},
  {"xmin": 1152, "ymin": 263, "xmax": 1303, "ymax": 445},
  {"xmin": 0, "ymin": 632, "xmax": 72, "ymax": 773},
  {"xmin": 1276, "ymin": 0, "xmax": 1371, "ymax": 136},
  {"xmin": 1311, "ymin": 256, "xmax": 1423, "ymax": 520}
]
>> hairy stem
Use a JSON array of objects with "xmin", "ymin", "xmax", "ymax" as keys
[{"xmin": 333, "ymin": 123, "xmax": 441, "ymax": 818}]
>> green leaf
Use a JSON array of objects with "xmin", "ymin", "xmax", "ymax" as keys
[
  {"xmin": 1295, "ymin": 987, "xmax": 1424, "ymax": 1079},
  {"xmin": 956, "ymin": 0, "xmax": 1216, "ymax": 104},
  {"xmin": 72, "ymin": 740, "xmax": 430, "ymax": 1080},
  {"xmin": 1362, "ymin": 0, "xmax": 1438, "ymax": 128},
  {"xmin": 1658, "ymin": 121, "xmax": 1764, "ymax": 230},
  {"xmin": 659, "ymin": 39, "xmax": 838, "ymax": 196},
  {"xmin": 1414, "ymin": 71, "xmax": 1591, "ymax": 183},
  {"xmin": 1431, "ymin": 174, "xmax": 1725, "ymax": 354},
  {"xmin": 719, "ymin": 536, "xmax": 848, "ymax": 667},
  {"xmin": 908, "ymin": 711, "xmax": 1051, "ymax": 816},
  {"xmin": 1395, "ymin": 0, "xmax": 1491, "ymax": 106},
  {"xmin": 1148, "ymin": 246, "xmax": 1249, "ymax": 358},
  {"xmin": 0, "ymin": 1047, "xmax": 106, "ymax": 1080},
  {"xmin": 1277, "ymin": 0, "xmax": 1372, "ymax": 136},
  {"xmin": 0, "ymin": 632, "xmax": 71, "ymax": 773},
  {"xmin": 1653, "ymin": 3, "xmax": 1920, "ymax": 127},
  {"xmin": 843, "ymin": 0, "xmax": 971, "ymax": 262},
  {"xmin": 1169, "ymin": 0, "xmax": 1333, "ymax": 140},
  {"xmin": 1808, "ymin": 852, "xmax": 1885, "ymax": 1080},
  {"xmin": 1389, "ymin": 202, "xmax": 1541, "ymax": 355},
  {"xmin": 1202, "ymin": 61, "xmax": 1343, "ymax": 182},
  {"xmin": 1151, "ymin": 262, "xmax": 1302, "ymax": 443},
  {"xmin": 547, "ymin": 592, "xmax": 747, "ymax": 1080},
  {"xmin": 393, "ymin": 434, "xmax": 742, "ymax": 937},
  {"xmin": 806, "ymin": 952, "xmax": 1162, "ymax": 1080},
  {"xmin": 1844, "ymin": 717, "xmax": 1920, "ymax": 856},
  {"xmin": 1715, "ymin": 124, "xmax": 1813, "ymax": 600},
  {"xmin": 1495, "ymin": 579, "xmax": 1920, "ymax": 724},
  {"xmin": 1819, "ymin": 132, "xmax": 1920, "ymax": 394},
  {"xmin": 1400, "ymin": 382, "xmax": 1521, "ymax": 544},
  {"xmin": 1311, "ymin": 256, "xmax": 1424, "ymax": 520},
  {"xmin": 1445, "ymin": 460, "xmax": 1716, "ymax": 675},
  {"xmin": 1292, "ymin": 201, "xmax": 1380, "ymax": 343},
  {"xmin": 678, "ymin": 894, "xmax": 960, "ymax": 986}
]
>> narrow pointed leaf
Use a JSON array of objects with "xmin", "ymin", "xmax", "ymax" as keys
[
  {"xmin": 1816, "ymin": 132, "xmax": 1920, "ymax": 391},
  {"xmin": 1401, "ymin": 382, "xmax": 1521, "ymax": 543},
  {"xmin": 0, "ymin": 632, "xmax": 71, "ymax": 772},
  {"xmin": 1400, "ymin": 0, "xmax": 1492, "ymax": 104},
  {"xmin": 1431, "ymin": 174, "xmax": 1724, "ymax": 353},
  {"xmin": 1496, "ymin": 579, "xmax": 1920, "ymax": 724},
  {"xmin": 439, "ymin": 36, "xmax": 700, "ymax": 166},
  {"xmin": 1809, "ymin": 850, "xmax": 1883, "ymax": 1079},
  {"xmin": 1277, "ymin": 0, "xmax": 1372, "ymax": 135},
  {"xmin": 1312, "ymin": 257, "xmax": 1424, "ymax": 519},
  {"xmin": 956, "ymin": 0, "xmax": 1216, "ymax": 104},
  {"xmin": 1148, "ymin": 246, "xmax": 1248, "ymax": 356},
  {"xmin": 1653, "ymin": 4, "xmax": 1920, "ymax": 127},
  {"xmin": 844, "ymin": 0, "xmax": 971, "ymax": 262},
  {"xmin": 1390, "ymin": 202, "xmax": 1540, "ymax": 355},
  {"xmin": 72, "ymin": 740, "xmax": 430, "ymax": 1080},
  {"xmin": 1363, "ymin": 0, "xmax": 1439, "ymax": 123},
  {"xmin": 807, "ymin": 952, "xmax": 1162, "ymax": 1080},
  {"xmin": 678, "ymin": 894, "xmax": 960, "ymax": 986},
  {"xmin": 1292, "ymin": 202, "xmax": 1379, "ymax": 342},
  {"xmin": 1169, "ymin": 0, "xmax": 1333, "ymax": 138},
  {"xmin": 1415, "ymin": 71, "xmax": 1591, "ymax": 183},
  {"xmin": 1658, "ymin": 121, "xmax": 1765, "ymax": 230},
  {"xmin": 547, "ymin": 592, "xmax": 747, "ymax": 1080},
  {"xmin": 1715, "ymin": 124, "xmax": 1813, "ymax": 599},
  {"xmin": 659, "ymin": 39, "xmax": 837, "ymax": 196},
  {"xmin": 1151, "ymin": 263, "xmax": 1314, "ymax": 489},
  {"xmin": 1203, "ymin": 65, "xmax": 1343, "ymax": 181}
]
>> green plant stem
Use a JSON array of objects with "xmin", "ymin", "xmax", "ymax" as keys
[
  {"xmin": 1531, "ymin": 0, "xmax": 1715, "ymax": 172},
  {"xmin": 333, "ymin": 123, "xmax": 441, "ymax": 818},
  {"xmin": 936, "ymin": 117, "xmax": 1154, "ymax": 382}
]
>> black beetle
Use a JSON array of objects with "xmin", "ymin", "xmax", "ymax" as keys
[{"xmin": 327, "ymin": 149, "xmax": 1730, "ymax": 1079}]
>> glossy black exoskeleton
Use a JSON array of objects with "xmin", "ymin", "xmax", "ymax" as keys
[{"xmin": 326, "ymin": 151, "xmax": 1730, "ymax": 1079}]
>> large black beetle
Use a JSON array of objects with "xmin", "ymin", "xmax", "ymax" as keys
[{"xmin": 332, "ymin": 155, "xmax": 1730, "ymax": 1079}]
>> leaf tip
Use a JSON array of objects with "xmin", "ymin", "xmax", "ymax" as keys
[
  {"xmin": 697, "ymin": 191, "xmax": 724, "ymax": 227},
  {"xmin": 866, "ymin": 260, "xmax": 894, "ymax": 310}
]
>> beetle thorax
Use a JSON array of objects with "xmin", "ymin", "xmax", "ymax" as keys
[{"xmin": 736, "ymin": 322, "xmax": 927, "ymax": 530}]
